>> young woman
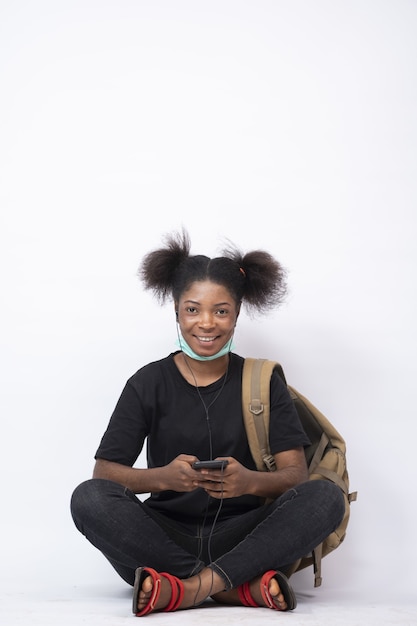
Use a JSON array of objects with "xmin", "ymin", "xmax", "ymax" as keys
[{"xmin": 70, "ymin": 230, "xmax": 344, "ymax": 616}]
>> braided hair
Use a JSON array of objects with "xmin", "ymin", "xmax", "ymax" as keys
[{"xmin": 139, "ymin": 229, "xmax": 287, "ymax": 315}]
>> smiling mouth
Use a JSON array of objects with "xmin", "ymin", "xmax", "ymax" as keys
[{"xmin": 196, "ymin": 336, "xmax": 218, "ymax": 343}]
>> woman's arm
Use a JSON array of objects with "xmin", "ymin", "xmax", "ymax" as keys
[
  {"xmin": 93, "ymin": 454, "xmax": 201, "ymax": 494},
  {"xmin": 252, "ymin": 447, "xmax": 309, "ymax": 498}
]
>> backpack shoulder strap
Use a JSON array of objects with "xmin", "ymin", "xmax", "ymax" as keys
[{"xmin": 242, "ymin": 358, "xmax": 280, "ymax": 472}]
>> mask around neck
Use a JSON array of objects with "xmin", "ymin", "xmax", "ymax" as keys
[{"xmin": 176, "ymin": 333, "xmax": 234, "ymax": 361}]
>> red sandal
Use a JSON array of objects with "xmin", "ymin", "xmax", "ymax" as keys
[
  {"xmin": 132, "ymin": 567, "xmax": 185, "ymax": 616},
  {"xmin": 237, "ymin": 570, "xmax": 297, "ymax": 611}
]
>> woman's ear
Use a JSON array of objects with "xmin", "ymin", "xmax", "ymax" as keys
[{"xmin": 174, "ymin": 303, "xmax": 179, "ymax": 322}]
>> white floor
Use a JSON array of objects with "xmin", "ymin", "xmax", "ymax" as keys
[{"xmin": 3, "ymin": 577, "xmax": 417, "ymax": 626}]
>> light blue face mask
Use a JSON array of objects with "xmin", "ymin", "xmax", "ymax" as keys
[{"xmin": 176, "ymin": 333, "xmax": 234, "ymax": 361}]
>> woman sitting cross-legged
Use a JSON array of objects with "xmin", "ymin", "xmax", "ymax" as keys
[{"xmin": 70, "ymin": 229, "xmax": 345, "ymax": 616}]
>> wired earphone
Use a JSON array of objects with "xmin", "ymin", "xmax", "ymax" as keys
[{"xmin": 175, "ymin": 310, "xmax": 232, "ymax": 601}]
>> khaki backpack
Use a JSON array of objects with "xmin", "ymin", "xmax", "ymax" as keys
[{"xmin": 242, "ymin": 358, "xmax": 357, "ymax": 587}]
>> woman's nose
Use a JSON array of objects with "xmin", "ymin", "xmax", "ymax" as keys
[{"xmin": 198, "ymin": 312, "xmax": 214, "ymax": 327}]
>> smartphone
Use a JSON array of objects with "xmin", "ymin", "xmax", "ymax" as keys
[{"xmin": 192, "ymin": 460, "xmax": 229, "ymax": 470}]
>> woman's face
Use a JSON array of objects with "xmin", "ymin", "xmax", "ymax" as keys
[{"xmin": 175, "ymin": 280, "xmax": 240, "ymax": 358}]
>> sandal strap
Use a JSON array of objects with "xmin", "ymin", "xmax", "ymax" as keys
[
  {"xmin": 237, "ymin": 581, "xmax": 260, "ymax": 607},
  {"xmin": 160, "ymin": 572, "xmax": 185, "ymax": 612},
  {"xmin": 260, "ymin": 570, "xmax": 277, "ymax": 609}
]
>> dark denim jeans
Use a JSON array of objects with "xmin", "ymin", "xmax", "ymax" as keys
[{"xmin": 70, "ymin": 478, "xmax": 344, "ymax": 590}]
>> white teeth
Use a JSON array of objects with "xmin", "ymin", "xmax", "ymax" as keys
[{"xmin": 198, "ymin": 337, "xmax": 215, "ymax": 342}]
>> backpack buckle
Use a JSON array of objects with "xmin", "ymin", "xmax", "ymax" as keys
[
  {"xmin": 263, "ymin": 455, "xmax": 276, "ymax": 471},
  {"xmin": 249, "ymin": 401, "xmax": 263, "ymax": 416}
]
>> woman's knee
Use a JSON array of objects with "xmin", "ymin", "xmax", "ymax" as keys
[
  {"xmin": 70, "ymin": 478, "xmax": 120, "ymax": 528},
  {"xmin": 70, "ymin": 479, "xmax": 95, "ymax": 528},
  {"xmin": 297, "ymin": 479, "xmax": 345, "ymax": 523}
]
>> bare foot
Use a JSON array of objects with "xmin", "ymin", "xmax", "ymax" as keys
[
  {"xmin": 136, "ymin": 567, "xmax": 226, "ymax": 614},
  {"xmin": 212, "ymin": 574, "xmax": 288, "ymax": 610}
]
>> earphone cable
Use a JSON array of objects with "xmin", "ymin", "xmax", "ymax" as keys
[
  {"xmin": 206, "ymin": 464, "xmax": 226, "ymax": 565},
  {"xmin": 175, "ymin": 327, "xmax": 231, "ymax": 583},
  {"xmin": 192, "ymin": 467, "xmax": 226, "ymax": 606}
]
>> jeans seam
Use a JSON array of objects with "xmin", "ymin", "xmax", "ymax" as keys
[{"xmin": 209, "ymin": 563, "xmax": 232, "ymax": 591}]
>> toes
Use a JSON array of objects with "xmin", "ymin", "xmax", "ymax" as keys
[
  {"xmin": 268, "ymin": 578, "xmax": 287, "ymax": 610},
  {"xmin": 141, "ymin": 575, "xmax": 153, "ymax": 594},
  {"xmin": 137, "ymin": 575, "xmax": 153, "ymax": 609}
]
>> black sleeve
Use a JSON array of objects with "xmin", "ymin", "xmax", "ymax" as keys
[
  {"xmin": 94, "ymin": 379, "xmax": 149, "ymax": 466},
  {"xmin": 268, "ymin": 370, "xmax": 311, "ymax": 454}
]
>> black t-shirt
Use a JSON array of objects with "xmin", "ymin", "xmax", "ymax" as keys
[{"xmin": 95, "ymin": 352, "xmax": 310, "ymax": 522}]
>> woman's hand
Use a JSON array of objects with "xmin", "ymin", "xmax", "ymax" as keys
[
  {"xmin": 160, "ymin": 454, "xmax": 201, "ymax": 493},
  {"xmin": 193, "ymin": 457, "xmax": 252, "ymax": 499}
]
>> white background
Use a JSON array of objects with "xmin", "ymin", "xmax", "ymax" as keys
[{"xmin": 1, "ymin": 1, "xmax": 416, "ymax": 624}]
